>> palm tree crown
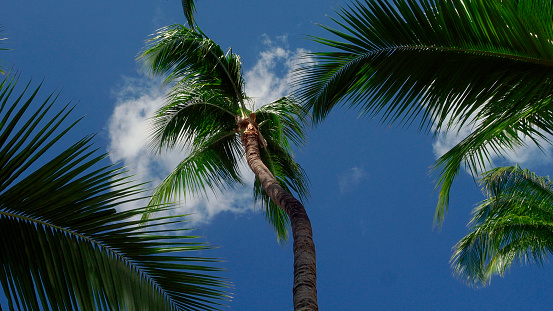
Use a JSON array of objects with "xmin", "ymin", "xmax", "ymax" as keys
[
  {"xmin": 296, "ymin": 0, "xmax": 553, "ymax": 223},
  {"xmin": 140, "ymin": 24, "xmax": 309, "ymax": 241}
]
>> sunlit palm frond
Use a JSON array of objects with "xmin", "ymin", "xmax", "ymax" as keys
[
  {"xmin": 451, "ymin": 165, "xmax": 553, "ymax": 287},
  {"xmin": 297, "ymin": 0, "xmax": 553, "ymax": 221},
  {"xmin": 432, "ymin": 98, "xmax": 553, "ymax": 223},
  {"xmin": 139, "ymin": 25, "xmax": 246, "ymax": 111},
  {"xmin": 149, "ymin": 81, "xmax": 239, "ymax": 152},
  {"xmin": 148, "ymin": 129, "xmax": 244, "ymax": 208},
  {"xmin": 0, "ymin": 74, "xmax": 230, "ymax": 310}
]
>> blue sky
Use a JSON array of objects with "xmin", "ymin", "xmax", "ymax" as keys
[{"xmin": 2, "ymin": 1, "xmax": 553, "ymax": 310}]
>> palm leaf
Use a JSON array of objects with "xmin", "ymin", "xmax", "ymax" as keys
[
  {"xmin": 433, "ymin": 98, "xmax": 553, "ymax": 222},
  {"xmin": 148, "ymin": 129, "xmax": 244, "ymax": 209},
  {"xmin": 0, "ymin": 74, "xmax": 230, "ymax": 310},
  {"xmin": 451, "ymin": 165, "xmax": 553, "ymax": 287},
  {"xmin": 180, "ymin": 0, "xmax": 197, "ymax": 28},
  {"xmin": 139, "ymin": 25, "xmax": 247, "ymax": 114},
  {"xmin": 296, "ymin": 0, "xmax": 553, "ymax": 221},
  {"xmin": 149, "ymin": 80, "xmax": 239, "ymax": 152}
]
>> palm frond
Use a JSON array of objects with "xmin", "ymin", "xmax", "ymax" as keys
[
  {"xmin": 139, "ymin": 25, "xmax": 247, "ymax": 113},
  {"xmin": 0, "ymin": 74, "xmax": 230, "ymax": 310},
  {"xmin": 180, "ymin": 0, "xmax": 197, "ymax": 28},
  {"xmin": 255, "ymin": 96, "xmax": 309, "ymax": 150},
  {"xmin": 149, "ymin": 80, "xmax": 239, "ymax": 152},
  {"xmin": 297, "ymin": 0, "xmax": 553, "ymax": 127},
  {"xmin": 432, "ymin": 98, "xmax": 553, "ymax": 223},
  {"xmin": 148, "ymin": 129, "xmax": 244, "ymax": 209},
  {"xmin": 451, "ymin": 165, "xmax": 553, "ymax": 287}
]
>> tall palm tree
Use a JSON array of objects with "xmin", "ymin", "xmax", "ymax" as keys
[
  {"xmin": 296, "ymin": 0, "xmax": 553, "ymax": 224},
  {"xmin": 451, "ymin": 165, "xmax": 553, "ymax": 286},
  {"xmin": 0, "ymin": 72, "xmax": 230, "ymax": 310},
  {"xmin": 139, "ymin": 25, "xmax": 318, "ymax": 310}
]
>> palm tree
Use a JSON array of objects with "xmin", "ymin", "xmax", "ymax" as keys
[
  {"xmin": 139, "ymin": 25, "xmax": 318, "ymax": 310},
  {"xmin": 451, "ymin": 165, "xmax": 553, "ymax": 286},
  {"xmin": 295, "ymin": 0, "xmax": 553, "ymax": 224},
  {"xmin": 0, "ymin": 72, "xmax": 230, "ymax": 310}
]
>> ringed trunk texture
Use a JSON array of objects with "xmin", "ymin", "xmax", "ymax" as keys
[{"xmin": 241, "ymin": 121, "xmax": 318, "ymax": 311}]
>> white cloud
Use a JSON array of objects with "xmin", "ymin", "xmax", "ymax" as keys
[
  {"xmin": 338, "ymin": 166, "xmax": 367, "ymax": 194},
  {"xmin": 245, "ymin": 34, "xmax": 310, "ymax": 109},
  {"xmin": 107, "ymin": 35, "xmax": 307, "ymax": 226}
]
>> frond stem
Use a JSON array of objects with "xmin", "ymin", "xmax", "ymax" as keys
[{"xmin": 381, "ymin": 45, "xmax": 553, "ymax": 67}]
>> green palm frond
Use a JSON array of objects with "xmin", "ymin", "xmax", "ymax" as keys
[
  {"xmin": 149, "ymin": 129, "xmax": 244, "ymax": 208},
  {"xmin": 0, "ymin": 74, "xmax": 230, "ymax": 310},
  {"xmin": 298, "ymin": 0, "xmax": 553, "ymax": 126},
  {"xmin": 296, "ymin": 0, "xmax": 553, "ymax": 221},
  {"xmin": 139, "ymin": 25, "xmax": 247, "ymax": 114},
  {"xmin": 256, "ymin": 97, "xmax": 309, "ymax": 150},
  {"xmin": 451, "ymin": 165, "xmax": 553, "ymax": 287},
  {"xmin": 433, "ymin": 99, "xmax": 553, "ymax": 223},
  {"xmin": 149, "ymin": 81, "xmax": 239, "ymax": 152},
  {"xmin": 180, "ymin": 0, "xmax": 197, "ymax": 28}
]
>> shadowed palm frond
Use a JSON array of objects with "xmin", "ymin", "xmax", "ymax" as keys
[
  {"xmin": 451, "ymin": 165, "xmax": 553, "ymax": 287},
  {"xmin": 296, "ymin": 0, "xmax": 553, "ymax": 222},
  {"xmin": 139, "ymin": 25, "xmax": 247, "ymax": 113},
  {"xmin": 0, "ymin": 74, "xmax": 230, "ymax": 311},
  {"xmin": 256, "ymin": 97, "xmax": 309, "ymax": 150}
]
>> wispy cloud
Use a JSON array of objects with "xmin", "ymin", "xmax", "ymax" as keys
[
  {"xmin": 338, "ymin": 166, "xmax": 367, "ymax": 194},
  {"xmin": 107, "ymin": 35, "xmax": 307, "ymax": 226},
  {"xmin": 245, "ymin": 34, "xmax": 310, "ymax": 109}
]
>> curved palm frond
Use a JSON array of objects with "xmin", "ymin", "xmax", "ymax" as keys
[
  {"xmin": 297, "ymin": 0, "xmax": 553, "ymax": 126},
  {"xmin": 0, "ymin": 74, "xmax": 230, "ymax": 310},
  {"xmin": 149, "ymin": 81, "xmax": 239, "ymax": 152},
  {"xmin": 148, "ymin": 129, "xmax": 244, "ymax": 208},
  {"xmin": 433, "ymin": 98, "xmax": 553, "ymax": 223},
  {"xmin": 139, "ymin": 25, "xmax": 247, "ymax": 113},
  {"xmin": 296, "ymin": 0, "xmax": 553, "ymax": 221},
  {"xmin": 451, "ymin": 165, "xmax": 553, "ymax": 287}
]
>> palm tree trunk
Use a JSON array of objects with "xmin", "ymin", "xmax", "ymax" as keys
[{"xmin": 241, "ymin": 121, "xmax": 318, "ymax": 311}]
